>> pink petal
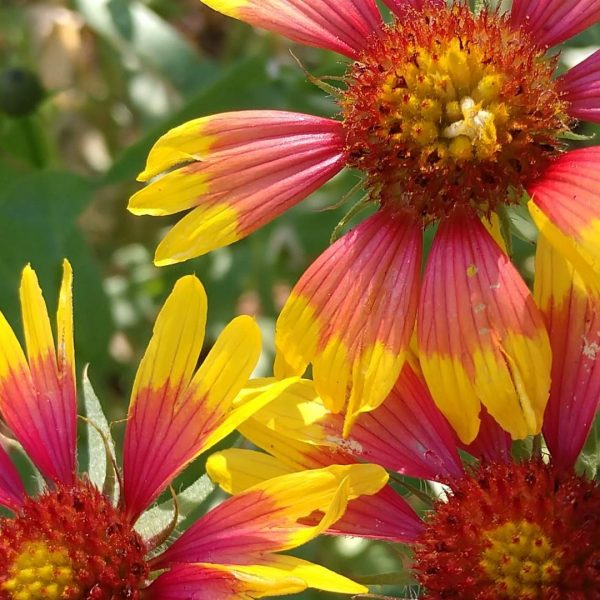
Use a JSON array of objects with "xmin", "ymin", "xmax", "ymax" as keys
[
  {"xmin": 337, "ymin": 361, "xmax": 464, "ymax": 481},
  {"xmin": 202, "ymin": 0, "xmax": 383, "ymax": 59},
  {"xmin": 460, "ymin": 405, "xmax": 512, "ymax": 464},
  {"xmin": 535, "ymin": 236, "xmax": 600, "ymax": 469},
  {"xmin": 0, "ymin": 444, "xmax": 25, "ymax": 512},
  {"xmin": 329, "ymin": 486, "xmax": 423, "ymax": 542},
  {"xmin": 559, "ymin": 49, "xmax": 600, "ymax": 124},
  {"xmin": 146, "ymin": 565, "xmax": 245, "ymax": 600},
  {"xmin": 511, "ymin": 0, "xmax": 600, "ymax": 48}
]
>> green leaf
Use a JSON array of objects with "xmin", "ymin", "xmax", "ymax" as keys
[
  {"xmin": 559, "ymin": 130, "xmax": 596, "ymax": 142},
  {"xmin": 352, "ymin": 572, "xmax": 417, "ymax": 586},
  {"xmin": 82, "ymin": 366, "xmax": 118, "ymax": 496},
  {"xmin": 134, "ymin": 474, "xmax": 216, "ymax": 543},
  {"xmin": 505, "ymin": 204, "xmax": 538, "ymax": 245},
  {"xmin": 577, "ymin": 412, "xmax": 600, "ymax": 480},
  {"xmin": 0, "ymin": 171, "xmax": 113, "ymax": 369},
  {"xmin": 74, "ymin": 0, "xmax": 214, "ymax": 94}
]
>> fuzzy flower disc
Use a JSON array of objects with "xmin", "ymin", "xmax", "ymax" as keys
[
  {"xmin": 413, "ymin": 461, "xmax": 600, "ymax": 599},
  {"xmin": 0, "ymin": 480, "xmax": 149, "ymax": 600},
  {"xmin": 342, "ymin": 3, "xmax": 569, "ymax": 221}
]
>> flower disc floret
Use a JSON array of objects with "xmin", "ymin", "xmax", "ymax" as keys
[
  {"xmin": 0, "ymin": 480, "xmax": 149, "ymax": 600},
  {"xmin": 342, "ymin": 3, "xmax": 569, "ymax": 221},
  {"xmin": 413, "ymin": 461, "xmax": 600, "ymax": 599}
]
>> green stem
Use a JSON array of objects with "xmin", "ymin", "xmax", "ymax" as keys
[
  {"xmin": 390, "ymin": 472, "xmax": 434, "ymax": 506},
  {"xmin": 20, "ymin": 116, "xmax": 46, "ymax": 168},
  {"xmin": 532, "ymin": 434, "xmax": 543, "ymax": 459}
]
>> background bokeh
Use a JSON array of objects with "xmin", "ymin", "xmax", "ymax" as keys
[{"xmin": 1, "ymin": 1, "xmax": 599, "ymax": 596}]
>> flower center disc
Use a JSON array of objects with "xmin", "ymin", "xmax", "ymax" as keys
[
  {"xmin": 342, "ymin": 2, "xmax": 568, "ymax": 221},
  {"xmin": 0, "ymin": 480, "xmax": 149, "ymax": 600},
  {"xmin": 413, "ymin": 461, "xmax": 600, "ymax": 598}
]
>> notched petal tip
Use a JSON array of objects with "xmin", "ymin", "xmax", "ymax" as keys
[{"xmin": 136, "ymin": 117, "xmax": 213, "ymax": 182}]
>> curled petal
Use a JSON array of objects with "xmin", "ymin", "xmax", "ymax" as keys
[
  {"xmin": 510, "ymin": 0, "xmax": 600, "ymax": 48},
  {"xmin": 123, "ymin": 276, "xmax": 264, "ymax": 521},
  {"xmin": 235, "ymin": 374, "xmax": 462, "ymax": 482},
  {"xmin": 558, "ymin": 49, "xmax": 600, "ymax": 124},
  {"xmin": 275, "ymin": 209, "xmax": 422, "ymax": 435},
  {"xmin": 418, "ymin": 213, "xmax": 551, "ymax": 444},
  {"xmin": 199, "ymin": 0, "xmax": 382, "ymax": 59},
  {"xmin": 130, "ymin": 111, "xmax": 346, "ymax": 266},
  {"xmin": 535, "ymin": 235, "xmax": 600, "ymax": 469},
  {"xmin": 207, "ymin": 449, "xmax": 297, "ymax": 493},
  {"xmin": 154, "ymin": 463, "xmax": 387, "ymax": 566},
  {"xmin": 0, "ymin": 262, "xmax": 76, "ymax": 484},
  {"xmin": 528, "ymin": 148, "xmax": 600, "ymax": 294},
  {"xmin": 0, "ymin": 444, "xmax": 24, "ymax": 512},
  {"xmin": 207, "ymin": 448, "xmax": 422, "ymax": 543}
]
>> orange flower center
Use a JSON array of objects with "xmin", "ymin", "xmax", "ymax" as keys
[
  {"xmin": 341, "ymin": 2, "xmax": 569, "ymax": 221},
  {"xmin": 0, "ymin": 480, "xmax": 149, "ymax": 600},
  {"xmin": 412, "ymin": 461, "xmax": 600, "ymax": 599}
]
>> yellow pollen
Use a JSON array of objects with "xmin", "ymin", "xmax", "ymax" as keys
[
  {"xmin": 365, "ymin": 37, "xmax": 506, "ymax": 164},
  {"xmin": 441, "ymin": 96, "xmax": 498, "ymax": 160},
  {"xmin": 480, "ymin": 520, "xmax": 561, "ymax": 596},
  {"xmin": 1, "ymin": 541, "xmax": 74, "ymax": 600}
]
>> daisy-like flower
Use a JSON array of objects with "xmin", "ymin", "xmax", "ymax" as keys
[
  {"xmin": 0, "ymin": 261, "xmax": 388, "ymax": 599},
  {"xmin": 206, "ymin": 238, "xmax": 600, "ymax": 598},
  {"xmin": 129, "ymin": 0, "xmax": 600, "ymax": 443}
]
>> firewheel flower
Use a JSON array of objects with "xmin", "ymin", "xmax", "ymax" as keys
[
  {"xmin": 130, "ymin": 0, "xmax": 600, "ymax": 442},
  {"xmin": 207, "ymin": 237, "xmax": 600, "ymax": 598},
  {"xmin": 0, "ymin": 261, "xmax": 388, "ymax": 598}
]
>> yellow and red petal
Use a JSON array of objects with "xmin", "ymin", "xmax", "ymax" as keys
[
  {"xmin": 528, "ymin": 147, "xmax": 600, "ymax": 293},
  {"xmin": 154, "ymin": 463, "xmax": 387, "ymax": 567},
  {"xmin": 129, "ymin": 275, "xmax": 207, "ymax": 405},
  {"xmin": 0, "ymin": 263, "xmax": 76, "ymax": 484},
  {"xmin": 148, "ymin": 556, "xmax": 365, "ymax": 599},
  {"xmin": 209, "ymin": 447, "xmax": 422, "ymax": 543},
  {"xmin": 418, "ymin": 212, "xmax": 551, "ymax": 444},
  {"xmin": 274, "ymin": 209, "xmax": 422, "ymax": 435},
  {"xmin": 558, "ymin": 49, "xmax": 600, "ymax": 124},
  {"xmin": 124, "ymin": 275, "xmax": 208, "ymax": 519},
  {"xmin": 535, "ymin": 235, "xmax": 600, "ymax": 469},
  {"xmin": 56, "ymin": 260, "xmax": 76, "ymax": 436},
  {"xmin": 0, "ymin": 445, "xmax": 24, "ymax": 512},
  {"xmin": 123, "ymin": 276, "xmax": 263, "ymax": 521},
  {"xmin": 237, "ymin": 371, "xmax": 462, "ymax": 482},
  {"xmin": 510, "ymin": 0, "xmax": 600, "ymax": 48},
  {"xmin": 199, "ymin": 0, "xmax": 382, "ymax": 59},
  {"xmin": 129, "ymin": 111, "xmax": 346, "ymax": 266}
]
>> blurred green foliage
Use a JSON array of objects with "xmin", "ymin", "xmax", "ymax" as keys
[{"xmin": 1, "ymin": 1, "xmax": 600, "ymax": 597}]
